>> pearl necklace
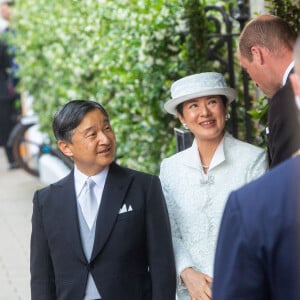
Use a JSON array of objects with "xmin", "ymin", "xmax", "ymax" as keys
[{"xmin": 202, "ymin": 164, "xmax": 209, "ymax": 169}]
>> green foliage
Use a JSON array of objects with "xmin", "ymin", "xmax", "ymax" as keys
[
  {"xmin": 247, "ymin": 97, "xmax": 268, "ymax": 122},
  {"xmin": 11, "ymin": 0, "xmax": 272, "ymax": 174},
  {"xmin": 265, "ymin": 0, "xmax": 300, "ymax": 33},
  {"xmin": 247, "ymin": 96, "xmax": 268, "ymax": 148},
  {"xmin": 181, "ymin": 0, "xmax": 208, "ymax": 73},
  {"xmin": 12, "ymin": 0, "xmax": 214, "ymax": 174}
]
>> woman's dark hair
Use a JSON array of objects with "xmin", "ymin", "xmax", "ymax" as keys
[
  {"xmin": 52, "ymin": 100, "xmax": 109, "ymax": 142},
  {"xmin": 176, "ymin": 95, "xmax": 228, "ymax": 116}
]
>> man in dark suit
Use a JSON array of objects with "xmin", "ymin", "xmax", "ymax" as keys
[
  {"xmin": 238, "ymin": 14, "xmax": 300, "ymax": 168},
  {"xmin": 30, "ymin": 100, "xmax": 176, "ymax": 300},
  {"xmin": 213, "ymin": 155, "xmax": 300, "ymax": 300}
]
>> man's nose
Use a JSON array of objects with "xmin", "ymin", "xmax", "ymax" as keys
[{"xmin": 97, "ymin": 131, "xmax": 110, "ymax": 143}]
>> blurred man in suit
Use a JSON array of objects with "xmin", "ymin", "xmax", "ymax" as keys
[
  {"xmin": 213, "ymin": 35, "xmax": 300, "ymax": 300},
  {"xmin": 30, "ymin": 100, "xmax": 176, "ymax": 300}
]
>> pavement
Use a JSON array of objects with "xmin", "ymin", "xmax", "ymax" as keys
[{"xmin": 0, "ymin": 147, "xmax": 44, "ymax": 300}]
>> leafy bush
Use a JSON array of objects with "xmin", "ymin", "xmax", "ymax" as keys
[
  {"xmin": 14, "ymin": 0, "xmax": 293, "ymax": 174},
  {"xmin": 265, "ymin": 0, "xmax": 299, "ymax": 33},
  {"xmin": 12, "ymin": 0, "xmax": 215, "ymax": 174}
]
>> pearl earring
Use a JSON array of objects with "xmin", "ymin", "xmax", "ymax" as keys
[
  {"xmin": 225, "ymin": 113, "xmax": 230, "ymax": 121},
  {"xmin": 182, "ymin": 123, "xmax": 189, "ymax": 130}
]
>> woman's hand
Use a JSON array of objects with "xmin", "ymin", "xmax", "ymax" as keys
[{"xmin": 180, "ymin": 267, "xmax": 213, "ymax": 300}]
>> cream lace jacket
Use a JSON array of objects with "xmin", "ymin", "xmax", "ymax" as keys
[{"xmin": 159, "ymin": 132, "xmax": 268, "ymax": 299}]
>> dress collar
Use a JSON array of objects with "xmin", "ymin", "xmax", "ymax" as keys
[
  {"xmin": 209, "ymin": 136, "xmax": 225, "ymax": 170},
  {"xmin": 185, "ymin": 133, "xmax": 226, "ymax": 171}
]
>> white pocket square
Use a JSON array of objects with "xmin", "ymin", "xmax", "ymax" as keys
[{"xmin": 119, "ymin": 204, "xmax": 133, "ymax": 214}]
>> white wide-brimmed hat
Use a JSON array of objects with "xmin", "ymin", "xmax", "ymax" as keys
[{"xmin": 164, "ymin": 72, "xmax": 237, "ymax": 115}]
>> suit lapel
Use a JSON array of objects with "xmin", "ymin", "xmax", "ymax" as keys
[
  {"xmin": 57, "ymin": 171, "xmax": 87, "ymax": 263},
  {"xmin": 91, "ymin": 163, "xmax": 133, "ymax": 261}
]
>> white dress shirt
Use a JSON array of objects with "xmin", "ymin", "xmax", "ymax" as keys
[
  {"xmin": 282, "ymin": 61, "xmax": 294, "ymax": 86},
  {"xmin": 74, "ymin": 166, "xmax": 109, "ymax": 222}
]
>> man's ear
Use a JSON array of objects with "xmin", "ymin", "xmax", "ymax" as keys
[
  {"xmin": 57, "ymin": 140, "xmax": 73, "ymax": 158},
  {"xmin": 250, "ymin": 46, "xmax": 264, "ymax": 65}
]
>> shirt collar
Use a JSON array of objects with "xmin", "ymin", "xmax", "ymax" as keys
[
  {"xmin": 283, "ymin": 61, "xmax": 294, "ymax": 86},
  {"xmin": 74, "ymin": 165, "xmax": 109, "ymax": 198}
]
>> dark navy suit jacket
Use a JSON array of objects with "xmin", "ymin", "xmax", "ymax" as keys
[
  {"xmin": 213, "ymin": 156, "xmax": 300, "ymax": 300},
  {"xmin": 30, "ymin": 162, "xmax": 176, "ymax": 300}
]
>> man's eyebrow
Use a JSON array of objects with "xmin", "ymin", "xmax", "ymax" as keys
[
  {"xmin": 77, "ymin": 119, "xmax": 111, "ymax": 135},
  {"xmin": 77, "ymin": 126, "xmax": 96, "ymax": 135}
]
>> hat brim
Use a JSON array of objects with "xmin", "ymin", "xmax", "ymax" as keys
[{"xmin": 164, "ymin": 87, "xmax": 237, "ymax": 115}]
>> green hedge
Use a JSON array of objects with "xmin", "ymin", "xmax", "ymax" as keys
[
  {"xmin": 12, "ymin": 0, "xmax": 215, "ymax": 174},
  {"xmin": 12, "ymin": 0, "xmax": 298, "ymax": 174}
]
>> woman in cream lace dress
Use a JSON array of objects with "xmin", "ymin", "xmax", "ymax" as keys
[{"xmin": 160, "ymin": 72, "xmax": 268, "ymax": 300}]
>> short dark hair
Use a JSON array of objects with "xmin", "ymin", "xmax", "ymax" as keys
[
  {"xmin": 52, "ymin": 100, "xmax": 109, "ymax": 143},
  {"xmin": 176, "ymin": 95, "xmax": 228, "ymax": 116}
]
